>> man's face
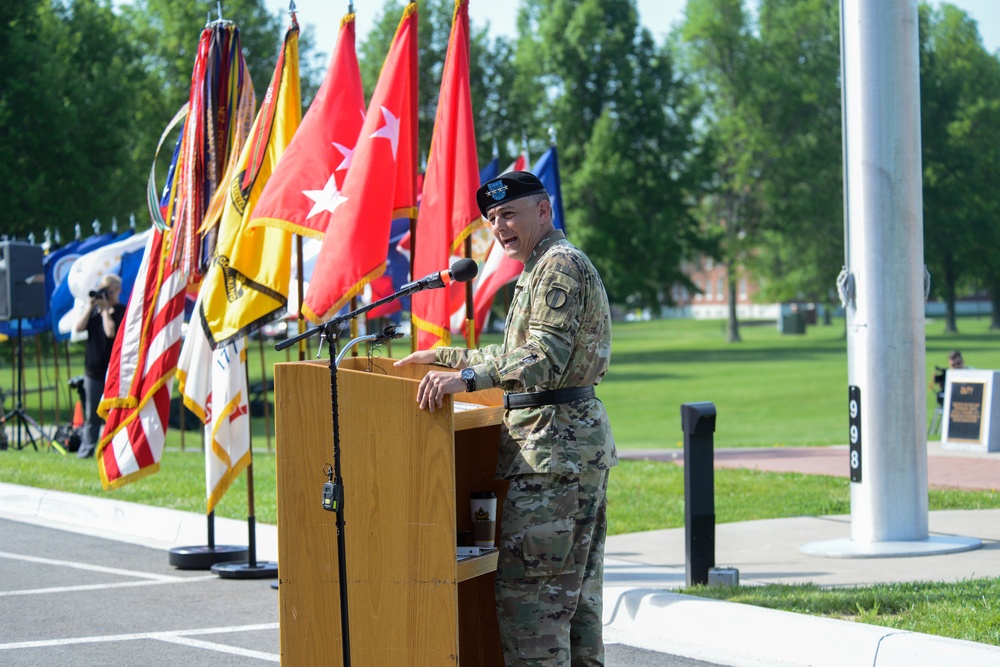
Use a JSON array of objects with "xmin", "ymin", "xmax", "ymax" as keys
[
  {"xmin": 950, "ymin": 355, "xmax": 964, "ymax": 369},
  {"xmin": 486, "ymin": 196, "xmax": 551, "ymax": 263}
]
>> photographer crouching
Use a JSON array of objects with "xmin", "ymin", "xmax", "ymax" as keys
[{"xmin": 72, "ymin": 274, "xmax": 125, "ymax": 458}]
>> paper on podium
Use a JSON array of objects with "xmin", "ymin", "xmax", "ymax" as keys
[
  {"xmin": 457, "ymin": 546, "xmax": 497, "ymax": 561},
  {"xmin": 454, "ymin": 401, "xmax": 488, "ymax": 413}
]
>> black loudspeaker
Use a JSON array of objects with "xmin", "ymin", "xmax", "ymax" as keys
[{"xmin": 0, "ymin": 241, "xmax": 46, "ymax": 321}]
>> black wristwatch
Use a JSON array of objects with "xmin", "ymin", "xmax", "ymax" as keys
[{"xmin": 460, "ymin": 367, "xmax": 477, "ymax": 393}]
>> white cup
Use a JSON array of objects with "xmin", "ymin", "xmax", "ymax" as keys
[{"xmin": 470, "ymin": 491, "xmax": 497, "ymax": 548}]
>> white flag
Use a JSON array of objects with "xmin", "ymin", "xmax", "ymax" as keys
[{"xmin": 177, "ymin": 295, "xmax": 251, "ymax": 513}]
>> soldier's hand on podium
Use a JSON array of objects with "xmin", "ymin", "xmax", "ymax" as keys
[
  {"xmin": 393, "ymin": 350, "xmax": 437, "ymax": 367},
  {"xmin": 396, "ymin": 351, "xmax": 466, "ymax": 413},
  {"xmin": 413, "ymin": 370, "xmax": 465, "ymax": 413}
]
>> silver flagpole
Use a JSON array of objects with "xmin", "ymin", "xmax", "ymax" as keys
[{"xmin": 804, "ymin": 0, "xmax": 979, "ymax": 557}]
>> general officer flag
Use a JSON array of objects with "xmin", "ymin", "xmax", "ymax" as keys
[
  {"xmin": 302, "ymin": 3, "xmax": 418, "ymax": 323},
  {"xmin": 248, "ymin": 12, "xmax": 365, "ymax": 240}
]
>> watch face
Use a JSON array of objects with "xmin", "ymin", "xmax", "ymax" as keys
[{"xmin": 461, "ymin": 368, "xmax": 476, "ymax": 391}]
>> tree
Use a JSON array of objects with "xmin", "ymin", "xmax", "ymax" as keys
[
  {"xmin": 467, "ymin": 26, "xmax": 530, "ymax": 164},
  {"xmin": 512, "ymin": 0, "xmax": 702, "ymax": 309},
  {"xmin": 0, "ymin": 0, "xmax": 154, "ymax": 239},
  {"xmin": 681, "ymin": 0, "xmax": 843, "ymax": 341},
  {"xmin": 919, "ymin": 3, "xmax": 1000, "ymax": 333},
  {"xmin": 681, "ymin": 0, "xmax": 765, "ymax": 341},
  {"xmin": 0, "ymin": 0, "xmax": 313, "ymax": 242},
  {"xmin": 747, "ymin": 0, "xmax": 843, "ymax": 310},
  {"xmin": 956, "ymin": 71, "xmax": 1000, "ymax": 327}
]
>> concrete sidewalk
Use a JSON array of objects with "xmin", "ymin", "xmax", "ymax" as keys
[
  {"xmin": 603, "ymin": 442, "xmax": 1000, "ymax": 664},
  {"xmin": 4, "ymin": 439, "xmax": 1000, "ymax": 666},
  {"xmin": 620, "ymin": 440, "xmax": 1000, "ymax": 491},
  {"xmin": 601, "ymin": 508, "xmax": 1000, "ymax": 664}
]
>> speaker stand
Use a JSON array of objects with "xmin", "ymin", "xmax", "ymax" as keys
[{"xmin": 0, "ymin": 321, "xmax": 63, "ymax": 454}]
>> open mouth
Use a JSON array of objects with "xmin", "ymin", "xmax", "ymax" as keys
[{"xmin": 500, "ymin": 235, "xmax": 517, "ymax": 248}]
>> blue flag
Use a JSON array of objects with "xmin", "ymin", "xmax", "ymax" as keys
[
  {"xmin": 480, "ymin": 156, "xmax": 500, "ymax": 185},
  {"xmin": 532, "ymin": 146, "xmax": 565, "ymax": 231}
]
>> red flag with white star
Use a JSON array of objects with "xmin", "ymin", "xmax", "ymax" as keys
[
  {"xmin": 412, "ymin": 0, "xmax": 480, "ymax": 350},
  {"xmin": 248, "ymin": 13, "xmax": 365, "ymax": 239},
  {"xmin": 303, "ymin": 3, "xmax": 418, "ymax": 322}
]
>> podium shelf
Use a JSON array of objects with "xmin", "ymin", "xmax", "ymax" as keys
[
  {"xmin": 457, "ymin": 551, "xmax": 499, "ymax": 582},
  {"xmin": 455, "ymin": 404, "xmax": 504, "ymax": 431}
]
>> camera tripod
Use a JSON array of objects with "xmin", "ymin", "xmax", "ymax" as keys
[{"xmin": 0, "ymin": 320, "xmax": 63, "ymax": 453}]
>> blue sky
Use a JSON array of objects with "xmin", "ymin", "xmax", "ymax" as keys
[{"xmin": 266, "ymin": 0, "xmax": 1000, "ymax": 61}]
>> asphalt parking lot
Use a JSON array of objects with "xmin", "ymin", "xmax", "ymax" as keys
[
  {"xmin": 0, "ymin": 518, "xmax": 280, "ymax": 666},
  {"xmin": 0, "ymin": 517, "xmax": 712, "ymax": 667}
]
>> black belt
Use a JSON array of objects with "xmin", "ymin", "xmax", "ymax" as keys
[{"xmin": 503, "ymin": 386, "xmax": 595, "ymax": 409}]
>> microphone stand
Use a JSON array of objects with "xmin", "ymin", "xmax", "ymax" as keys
[{"xmin": 274, "ymin": 286, "xmax": 425, "ymax": 667}]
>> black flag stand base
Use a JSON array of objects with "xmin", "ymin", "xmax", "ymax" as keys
[
  {"xmin": 211, "ymin": 460, "xmax": 278, "ymax": 580},
  {"xmin": 169, "ymin": 511, "xmax": 248, "ymax": 569}
]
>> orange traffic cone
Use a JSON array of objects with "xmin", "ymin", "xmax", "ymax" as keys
[{"xmin": 72, "ymin": 401, "xmax": 84, "ymax": 428}]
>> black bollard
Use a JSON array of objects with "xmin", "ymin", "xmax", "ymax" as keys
[{"xmin": 681, "ymin": 402, "xmax": 717, "ymax": 587}]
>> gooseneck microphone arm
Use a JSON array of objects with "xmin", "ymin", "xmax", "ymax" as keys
[
  {"xmin": 275, "ymin": 258, "xmax": 478, "ymax": 352},
  {"xmin": 335, "ymin": 325, "xmax": 403, "ymax": 367}
]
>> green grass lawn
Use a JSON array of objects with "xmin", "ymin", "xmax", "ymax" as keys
[
  {"xmin": 687, "ymin": 579, "xmax": 1000, "ymax": 646},
  {"xmin": 5, "ymin": 315, "xmax": 999, "ymax": 451},
  {"xmin": 601, "ymin": 315, "xmax": 1000, "ymax": 449},
  {"xmin": 4, "ymin": 449, "xmax": 1000, "ymax": 644}
]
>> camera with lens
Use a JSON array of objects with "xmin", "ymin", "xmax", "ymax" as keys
[
  {"xmin": 88, "ymin": 287, "xmax": 108, "ymax": 300},
  {"xmin": 68, "ymin": 375, "xmax": 86, "ymax": 402}
]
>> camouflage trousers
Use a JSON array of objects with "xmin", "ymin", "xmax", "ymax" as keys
[{"xmin": 495, "ymin": 469, "xmax": 610, "ymax": 667}]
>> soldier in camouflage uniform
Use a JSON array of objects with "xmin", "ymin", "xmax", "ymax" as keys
[{"xmin": 395, "ymin": 171, "xmax": 616, "ymax": 666}]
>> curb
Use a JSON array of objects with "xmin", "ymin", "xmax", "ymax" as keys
[
  {"xmin": 603, "ymin": 587, "xmax": 1000, "ymax": 667},
  {"xmin": 0, "ymin": 482, "xmax": 278, "ymax": 561}
]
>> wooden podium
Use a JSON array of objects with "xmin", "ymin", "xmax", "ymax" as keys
[{"xmin": 273, "ymin": 356, "xmax": 508, "ymax": 666}]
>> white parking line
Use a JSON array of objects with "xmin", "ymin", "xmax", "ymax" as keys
[
  {"xmin": 0, "ymin": 622, "xmax": 281, "ymax": 663},
  {"xmin": 0, "ymin": 575, "xmax": 217, "ymax": 597},
  {"xmin": 156, "ymin": 635, "xmax": 280, "ymax": 663},
  {"xmin": 0, "ymin": 550, "xmax": 184, "ymax": 581}
]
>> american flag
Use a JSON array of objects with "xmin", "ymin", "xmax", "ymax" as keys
[{"xmin": 97, "ymin": 228, "xmax": 187, "ymax": 489}]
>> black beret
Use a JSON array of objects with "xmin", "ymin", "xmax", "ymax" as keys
[{"xmin": 476, "ymin": 171, "xmax": 548, "ymax": 218}]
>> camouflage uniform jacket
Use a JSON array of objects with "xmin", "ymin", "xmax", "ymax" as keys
[{"xmin": 436, "ymin": 230, "xmax": 617, "ymax": 479}]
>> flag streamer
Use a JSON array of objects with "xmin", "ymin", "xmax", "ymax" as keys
[
  {"xmin": 97, "ymin": 19, "xmax": 256, "ymax": 490},
  {"xmin": 198, "ymin": 18, "xmax": 302, "ymax": 347}
]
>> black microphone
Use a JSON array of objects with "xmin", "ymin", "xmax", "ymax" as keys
[
  {"xmin": 372, "ymin": 324, "xmax": 403, "ymax": 344},
  {"xmin": 400, "ymin": 258, "xmax": 478, "ymax": 293}
]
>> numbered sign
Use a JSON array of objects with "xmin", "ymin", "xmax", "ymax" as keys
[{"xmin": 848, "ymin": 385, "xmax": 862, "ymax": 483}]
